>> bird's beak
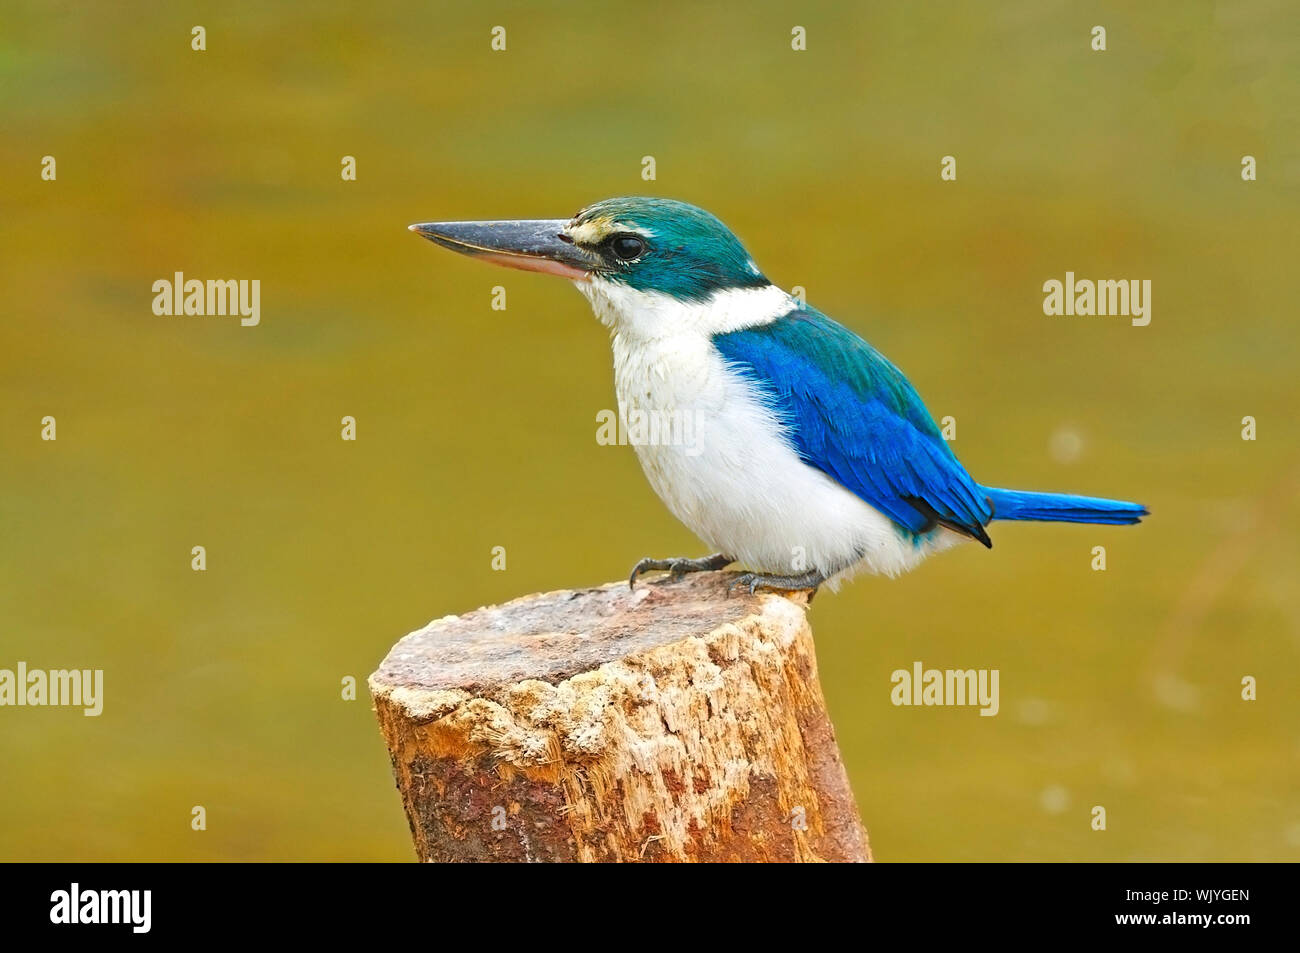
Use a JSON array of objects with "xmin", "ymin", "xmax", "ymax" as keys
[{"xmin": 408, "ymin": 219, "xmax": 598, "ymax": 280}]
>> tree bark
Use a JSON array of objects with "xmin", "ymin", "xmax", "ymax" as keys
[{"xmin": 369, "ymin": 571, "xmax": 870, "ymax": 862}]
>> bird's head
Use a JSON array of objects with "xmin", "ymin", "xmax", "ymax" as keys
[{"xmin": 410, "ymin": 197, "xmax": 776, "ymax": 312}]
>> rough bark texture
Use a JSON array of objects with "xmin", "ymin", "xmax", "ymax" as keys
[{"xmin": 369, "ymin": 571, "xmax": 870, "ymax": 863}]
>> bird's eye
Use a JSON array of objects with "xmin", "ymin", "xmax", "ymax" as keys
[{"xmin": 609, "ymin": 234, "xmax": 645, "ymax": 261}]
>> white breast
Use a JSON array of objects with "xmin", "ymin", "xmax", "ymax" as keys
[{"xmin": 575, "ymin": 278, "xmax": 963, "ymax": 582}]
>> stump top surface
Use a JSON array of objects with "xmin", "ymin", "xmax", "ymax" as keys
[{"xmin": 371, "ymin": 572, "xmax": 803, "ymax": 694}]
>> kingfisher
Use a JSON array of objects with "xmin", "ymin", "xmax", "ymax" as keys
[{"xmin": 410, "ymin": 197, "xmax": 1147, "ymax": 594}]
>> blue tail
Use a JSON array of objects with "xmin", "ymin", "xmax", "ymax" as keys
[{"xmin": 982, "ymin": 486, "xmax": 1148, "ymax": 525}]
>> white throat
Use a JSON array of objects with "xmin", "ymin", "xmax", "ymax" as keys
[{"xmin": 574, "ymin": 277, "xmax": 797, "ymax": 341}]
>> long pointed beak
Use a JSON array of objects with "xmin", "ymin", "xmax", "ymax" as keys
[{"xmin": 408, "ymin": 219, "xmax": 598, "ymax": 280}]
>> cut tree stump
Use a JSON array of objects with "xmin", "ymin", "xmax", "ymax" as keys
[{"xmin": 368, "ymin": 571, "xmax": 870, "ymax": 862}]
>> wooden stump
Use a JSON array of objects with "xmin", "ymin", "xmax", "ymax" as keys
[{"xmin": 368, "ymin": 571, "xmax": 870, "ymax": 862}]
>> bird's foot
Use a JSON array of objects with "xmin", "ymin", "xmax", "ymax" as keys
[
  {"xmin": 727, "ymin": 568, "xmax": 827, "ymax": 597},
  {"xmin": 629, "ymin": 552, "xmax": 733, "ymax": 589}
]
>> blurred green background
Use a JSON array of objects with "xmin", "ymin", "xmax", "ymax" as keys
[{"xmin": 2, "ymin": 0, "xmax": 1298, "ymax": 861}]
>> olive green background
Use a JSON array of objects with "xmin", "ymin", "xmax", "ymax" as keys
[{"xmin": 2, "ymin": 1, "xmax": 1297, "ymax": 861}]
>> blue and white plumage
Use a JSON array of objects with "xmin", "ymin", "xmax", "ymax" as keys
[{"xmin": 411, "ymin": 197, "xmax": 1147, "ymax": 592}]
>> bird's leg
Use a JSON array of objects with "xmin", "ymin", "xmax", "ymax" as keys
[
  {"xmin": 629, "ymin": 552, "xmax": 733, "ymax": 589},
  {"xmin": 727, "ymin": 568, "xmax": 827, "ymax": 597}
]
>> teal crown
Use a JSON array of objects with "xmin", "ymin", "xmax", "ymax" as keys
[{"xmin": 569, "ymin": 197, "xmax": 769, "ymax": 301}]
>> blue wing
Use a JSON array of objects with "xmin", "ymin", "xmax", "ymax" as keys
[{"xmin": 713, "ymin": 308, "xmax": 993, "ymax": 545}]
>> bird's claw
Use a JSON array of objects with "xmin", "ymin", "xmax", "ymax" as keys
[
  {"xmin": 628, "ymin": 553, "xmax": 733, "ymax": 589},
  {"xmin": 727, "ymin": 573, "xmax": 761, "ymax": 597},
  {"xmin": 628, "ymin": 558, "xmax": 671, "ymax": 589},
  {"xmin": 725, "ymin": 569, "xmax": 828, "ymax": 597}
]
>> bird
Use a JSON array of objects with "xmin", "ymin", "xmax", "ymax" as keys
[{"xmin": 409, "ymin": 197, "xmax": 1147, "ymax": 595}]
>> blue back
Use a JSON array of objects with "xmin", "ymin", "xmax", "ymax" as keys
[{"xmin": 713, "ymin": 308, "xmax": 993, "ymax": 544}]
